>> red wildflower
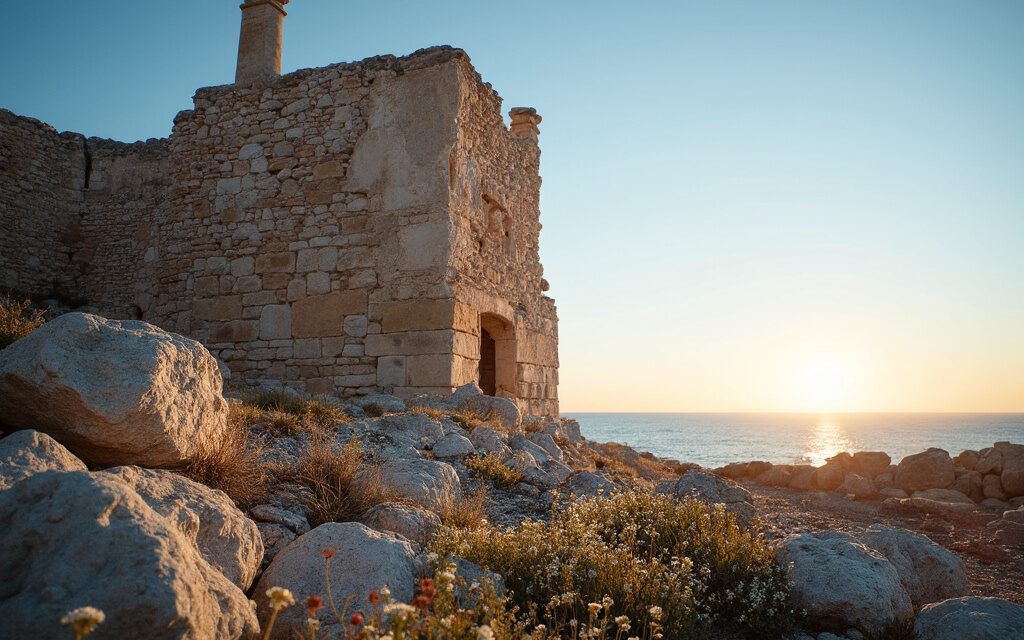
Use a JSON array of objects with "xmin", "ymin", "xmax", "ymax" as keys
[
  {"xmin": 413, "ymin": 594, "xmax": 431, "ymax": 610},
  {"xmin": 321, "ymin": 549, "xmax": 336, "ymax": 560},
  {"xmin": 306, "ymin": 595, "xmax": 323, "ymax": 618},
  {"xmin": 368, "ymin": 590, "xmax": 380, "ymax": 604},
  {"xmin": 349, "ymin": 613, "xmax": 364, "ymax": 626}
]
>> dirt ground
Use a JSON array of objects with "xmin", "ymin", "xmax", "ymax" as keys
[{"xmin": 740, "ymin": 481, "xmax": 1024, "ymax": 605}]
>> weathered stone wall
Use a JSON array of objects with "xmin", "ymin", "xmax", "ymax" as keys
[
  {"xmin": 0, "ymin": 47, "xmax": 559, "ymax": 417},
  {"xmin": 0, "ymin": 110, "xmax": 81, "ymax": 297}
]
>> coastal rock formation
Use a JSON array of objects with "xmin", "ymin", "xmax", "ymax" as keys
[
  {"xmin": 0, "ymin": 429, "xmax": 86, "ymax": 490},
  {"xmin": 993, "ymin": 442, "xmax": 1024, "ymax": 497},
  {"xmin": 777, "ymin": 532, "xmax": 913, "ymax": 636},
  {"xmin": 856, "ymin": 525, "xmax": 968, "ymax": 606},
  {"xmin": 838, "ymin": 472, "xmax": 877, "ymax": 499},
  {"xmin": 656, "ymin": 469, "xmax": 756, "ymax": 523},
  {"xmin": 0, "ymin": 313, "xmax": 227, "ymax": 467},
  {"xmin": 0, "ymin": 471, "xmax": 258, "ymax": 639},
  {"xmin": 913, "ymin": 597, "xmax": 1024, "ymax": 640},
  {"xmin": 895, "ymin": 448, "xmax": 955, "ymax": 492},
  {"xmin": 254, "ymin": 522, "xmax": 419, "ymax": 640},
  {"xmin": 101, "ymin": 465, "xmax": 264, "ymax": 589}
]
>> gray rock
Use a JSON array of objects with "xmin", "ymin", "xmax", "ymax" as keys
[
  {"xmin": 372, "ymin": 413, "xmax": 444, "ymax": 442},
  {"xmin": 353, "ymin": 393, "xmax": 406, "ymax": 414},
  {"xmin": 0, "ymin": 429, "xmax": 86, "ymax": 490},
  {"xmin": 254, "ymin": 522, "xmax": 419, "ymax": 639},
  {"xmin": 850, "ymin": 451, "xmax": 891, "ymax": 478},
  {"xmin": 249, "ymin": 504, "xmax": 310, "ymax": 536},
  {"xmin": 994, "ymin": 442, "xmax": 1024, "ymax": 498},
  {"xmin": 855, "ymin": 525, "xmax": 968, "ymax": 606},
  {"xmin": 360, "ymin": 458, "xmax": 461, "ymax": 508},
  {"xmin": 363, "ymin": 501, "xmax": 442, "ymax": 543},
  {"xmin": 656, "ymin": 469, "xmax": 756, "ymax": 524},
  {"xmin": 914, "ymin": 597, "xmax": 1024, "ymax": 640},
  {"xmin": 509, "ymin": 434, "xmax": 553, "ymax": 464},
  {"xmin": 838, "ymin": 472, "xmax": 877, "ymax": 499},
  {"xmin": 468, "ymin": 427, "xmax": 510, "ymax": 456},
  {"xmin": 564, "ymin": 471, "xmax": 617, "ymax": 497},
  {"xmin": 101, "ymin": 465, "xmax": 264, "ymax": 589},
  {"xmin": 527, "ymin": 432, "xmax": 564, "ymax": 461},
  {"xmin": 432, "ymin": 432, "xmax": 475, "ymax": 458},
  {"xmin": 776, "ymin": 531, "xmax": 912, "ymax": 636},
  {"xmin": 451, "ymin": 383, "xmax": 521, "ymax": 431},
  {"xmin": 0, "ymin": 471, "xmax": 258, "ymax": 639},
  {"xmin": 0, "ymin": 313, "xmax": 228, "ymax": 467}
]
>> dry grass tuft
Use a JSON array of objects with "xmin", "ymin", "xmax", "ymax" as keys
[
  {"xmin": 465, "ymin": 453, "xmax": 523, "ymax": 488},
  {"xmin": 361, "ymin": 402, "xmax": 388, "ymax": 417},
  {"xmin": 451, "ymin": 409, "xmax": 503, "ymax": 433},
  {"xmin": 263, "ymin": 409, "xmax": 302, "ymax": 436},
  {"xmin": 409, "ymin": 405, "xmax": 445, "ymax": 420},
  {"xmin": 288, "ymin": 437, "xmax": 400, "ymax": 527},
  {"xmin": 182, "ymin": 404, "xmax": 271, "ymax": 508},
  {"xmin": 240, "ymin": 391, "xmax": 350, "ymax": 435},
  {"xmin": 436, "ymin": 486, "xmax": 489, "ymax": 530},
  {"xmin": 0, "ymin": 297, "xmax": 46, "ymax": 349},
  {"xmin": 301, "ymin": 397, "xmax": 350, "ymax": 431}
]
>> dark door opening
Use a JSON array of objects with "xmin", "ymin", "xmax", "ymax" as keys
[{"xmin": 479, "ymin": 328, "xmax": 497, "ymax": 395}]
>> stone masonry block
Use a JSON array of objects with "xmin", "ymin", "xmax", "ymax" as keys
[
  {"xmin": 292, "ymin": 290, "xmax": 368, "ymax": 338},
  {"xmin": 406, "ymin": 354, "xmax": 453, "ymax": 388},
  {"xmin": 255, "ymin": 251, "xmax": 296, "ymax": 273},
  {"xmin": 260, "ymin": 304, "xmax": 292, "ymax": 340},
  {"xmin": 194, "ymin": 295, "xmax": 242, "ymax": 321},
  {"xmin": 376, "ymin": 355, "xmax": 406, "ymax": 387},
  {"xmin": 364, "ymin": 330, "xmax": 454, "ymax": 357},
  {"xmin": 380, "ymin": 299, "xmax": 455, "ymax": 333}
]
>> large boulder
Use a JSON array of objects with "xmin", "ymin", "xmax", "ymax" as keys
[
  {"xmin": 451, "ymin": 383, "xmax": 521, "ymax": 431},
  {"xmin": 0, "ymin": 429, "xmax": 86, "ymax": 490},
  {"xmin": 895, "ymin": 448, "xmax": 955, "ymax": 492},
  {"xmin": 850, "ymin": 451, "xmax": 891, "ymax": 478},
  {"xmin": 814, "ymin": 462, "xmax": 846, "ymax": 491},
  {"xmin": 0, "ymin": 471, "xmax": 258, "ymax": 639},
  {"xmin": 914, "ymin": 597, "xmax": 1024, "ymax": 640},
  {"xmin": 856, "ymin": 525, "xmax": 968, "ymax": 606},
  {"xmin": 254, "ymin": 522, "xmax": 419, "ymax": 639},
  {"xmin": 656, "ymin": 469, "xmax": 755, "ymax": 524},
  {"xmin": 994, "ymin": 442, "xmax": 1024, "ymax": 498},
  {"xmin": 101, "ymin": 466, "xmax": 264, "ymax": 589},
  {"xmin": 776, "ymin": 531, "xmax": 912, "ymax": 636},
  {"xmin": 564, "ymin": 471, "xmax": 618, "ymax": 497},
  {"xmin": 0, "ymin": 313, "xmax": 228, "ymax": 467},
  {"xmin": 358, "ymin": 458, "xmax": 461, "ymax": 508},
  {"xmin": 362, "ymin": 501, "xmax": 442, "ymax": 543},
  {"xmin": 432, "ymin": 432, "xmax": 475, "ymax": 458},
  {"xmin": 837, "ymin": 472, "xmax": 877, "ymax": 499}
]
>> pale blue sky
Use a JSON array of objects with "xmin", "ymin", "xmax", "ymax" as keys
[{"xmin": 3, "ymin": 1, "xmax": 1022, "ymax": 411}]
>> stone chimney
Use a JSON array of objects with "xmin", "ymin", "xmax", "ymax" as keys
[
  {"xmin": 509, "ymin": 107, "xmax": 542, "ymax": 141},
  {"xmin": 235, "ymin": 0, "xmax": 289, "ymax": 84}
]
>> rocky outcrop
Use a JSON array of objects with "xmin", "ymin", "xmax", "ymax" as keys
[
  {"xmin": 451, "ymin": 383, "xmax": 521, "ymax": 431},
  {"xmin": 914, "ymin": 597, "xmax": 1024, "ymax": 640},
  {"xmin": 0, "ymin": 313, "xmax": 228, "ymax": 467},
  {"xmin": 0, "ymin": 429, "xmax": 86, "ymax": 490},
  {"xmin": 656, "ymin": 469, "xmax": 756, "ymax": 523},
  {"xmin": 895, "ymin": 448, "xmax": 955, "ymax": 492},
  {"xmin": 0, "ymin": 471, "xmax": 258, "ymax": 639},
  {"xmin": 254, "ymin": 522, "xmax": 419, "ymax": 640},
  {"xmin": 856, "ymin": 525, "xmax": 968, "ymax": 606},
  {"xmin": 362, "ymin": 501, "xmax": 442, "ymax": 542},
  {"xmin": 993, "ymin": 442, "xmax": 1024, "ymax": 498},
  {"xmin": 359, "ymin": 458, "xmax": 461, "ymax": 508},
  {"xmin": 101, "ymin": 465, "xmax": 264, "ymax": 589},
  {"xmin": 777, "ymin": 532, "xmax": 913, "ymax": 636}
]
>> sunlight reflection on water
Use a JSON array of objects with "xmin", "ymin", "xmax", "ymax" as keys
[{"xmin": 802, "ymin": 419, "xmax": 855, "ymax": 466}]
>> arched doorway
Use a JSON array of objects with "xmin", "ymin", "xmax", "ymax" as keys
[{"xmin": 479, "ymin": 313, "xmax": 515, "ymax": 397}]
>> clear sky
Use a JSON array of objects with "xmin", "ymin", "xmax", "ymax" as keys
[{"xmin": 2, "ymin": 1, "xmax": 1022, "ymax": 412}]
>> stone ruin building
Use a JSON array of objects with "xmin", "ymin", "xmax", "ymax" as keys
[{"xmin": 0, "ymin": 0, "xmax": 559, "ymax": 418}]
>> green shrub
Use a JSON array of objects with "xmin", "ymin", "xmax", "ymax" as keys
[
  {"xmin": 432, "ymin": 491, "xmax": 794, "ymax": 639},
  {"xmin": 465, "ymin": 453, "xmax": 522, "ymax": 488},
  {"xmin": 0, "ymin": 297, "xmax": 46, "ymax": 349}
]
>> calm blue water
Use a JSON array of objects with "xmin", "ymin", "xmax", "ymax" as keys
[{"xmin": 565, "ymin": 413, "xmax": 1024, "ymax": 468}]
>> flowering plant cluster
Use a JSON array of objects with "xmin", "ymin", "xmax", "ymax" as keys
[{"xmin": 431, "ymin": 490, "xmax": 795, "ymax": 638}]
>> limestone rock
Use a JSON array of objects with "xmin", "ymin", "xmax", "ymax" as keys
[
  {"xmin": 879, "ymin": 488, "xmax": 908, "ymax": 499},
  {"xmin": 815, "ymin": 462, "xmax": 846, "ymax": 491},
  {"xmin": 850, "ymin": 451, "xmax": 891, "ymax": 478},
  {"xmin": 362, "ymin": 501, "xmax": 442, "ymax": 542},
  {"xmin": 100, "ymin": 466, "xmax": 264, "ymax": 589},
  {"xmin": 984, "ymin": 518, "xmax": 1024, "ymax": 546},
  {"xmin": 373, "ymin": 413, "xmax": 444, "ymax": 442},
  {"xmin": 452, "ymin": 383, "xmax": 521, "ymax": 431},
  {"xmin": 656, "ymin": 469, "xmax": 756, "ymax": 524},
  {"xmin": 756, "ymin": 464, "xmax": 793, "ymax": 487},
  {"xmin": 776, "ymin": 531, "xmax": 912, "ymax": 636},
  {"xmin": 468, "ymin": 427, "xmax": 510, "ymax": 456},
  {"xmin": 954, "ymin": 450, "xmax": 980, "ymax": 471},
  {"xmin": 0, "ymin": 471, "xmax": 258, "ymax": 639},
  {"xmin": 856, "ymin": 525, "xmax": 968, "ymax": 606},
  {"xmin": 975, "ymin": 447, "xmax": 1003, "ymax": 475},
  {"xmin": 838, "ymin": 472, "xmax": 877, "ymax": 499},
  {"xmin": 895, "ymin": 448, "xmax": 955, "ymax": 492},
  {"xmin": 0, "ymin": 429, "xmax": 86, "ymax": 490},
  {"xmin": 360, "ymin": 458, "xmax": 461, "ymax": 508},
  {"xmin": 717, "ymin": 460, "xmax": 772, "ymax": 479},
  {"xmin": 254, "ymin": 522, "xmax": 419, "ymax": 640},
  {"xmin": 994, "ymin": 442, "xmax": 1024, "ymax": 498},
  {"xmin": 982, "ymin": 474, "xmax": 1006, "ymax": 500},
  {"xmin": 0, "ymin": 313, "xmax": 228, "ymax": 467},
  {"xmin": 564, "ymin": 471, "xmax": 617, "ymax": 497},
  {"xmin": 913, "ymin": 597, "xmax": 1024, "ymax": 640},
  {"xmin": 432, "ymin": 432, "xmax": 475, "ymax": 458},
  {"xmin": 527, "ymin": 432, "xmax": 564, "ymax": 461}
]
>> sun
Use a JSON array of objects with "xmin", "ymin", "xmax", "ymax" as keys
[{"xmin": 790, "ymin": 356, "xmax": 859, "ymax": 412}]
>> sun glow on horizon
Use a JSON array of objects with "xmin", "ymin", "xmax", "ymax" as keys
[{"xmin": 789, "ymin": 356, "xmax": 862, "ymax": 413}]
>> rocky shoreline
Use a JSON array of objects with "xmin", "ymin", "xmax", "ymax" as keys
[{"xmin": 1, "ymin": 313, "xmax": 1022, "ymax": 639}]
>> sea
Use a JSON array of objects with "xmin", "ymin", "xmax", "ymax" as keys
[{"xmin": 565, "ymin": 413, "xmax": 1024, "ymax": 468}]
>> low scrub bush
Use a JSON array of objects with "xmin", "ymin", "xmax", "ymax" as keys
[
  {"xmin": 465, "ymin": 453, "xmax": 522, "ymax": 488},
  {"xmin": 240, "ymin": 391, "xmax": 350, "ymax": 435},
  {"xmin": 432, "ymin": 490, "xmax": 794, "ymax": 639},
  {"xmin": 182, "ymin": 403, "xmax": 270, "ymax": 508},
  {"xmin": 435, "ymin": 487, "xmax": 489, "ymax": 530},
  {"xmin": 288, "ymin": 437, "xmax": 399, "ymax": 527},
  {"xmin": 451, "ymin": 409, "xmax": 503, "ymax": 433},
  {"xmin": 0, "ymin": 296, "xmax": 46, "ymax": 349},
  {"xmin": 409, "ymin": 405, "xmax": 445, "ymax": 420}
]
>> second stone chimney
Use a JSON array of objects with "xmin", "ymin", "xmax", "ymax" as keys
[
  {"xmin": 235, "ymin": 0, "xmax": 289, "ymax": 84},
  {"xmin": 509, "ymin": 107, "xmax": 542, "ymax": 141}
]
